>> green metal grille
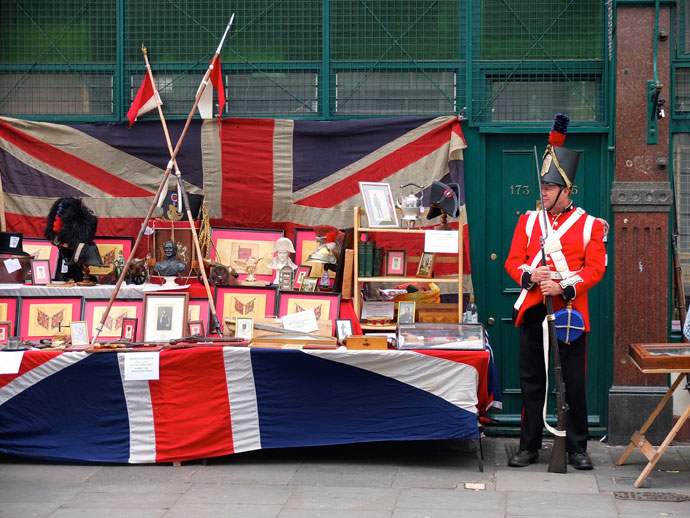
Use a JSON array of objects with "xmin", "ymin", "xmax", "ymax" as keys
[
  {"xmin": 0, "ymin": 0, "xmax": 607, "ymax": 123},
  {"xmin": 471, "ymin": 0, "xmax": 606, "ymax": 123}
]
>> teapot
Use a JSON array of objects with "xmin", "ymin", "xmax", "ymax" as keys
[{"xmin": 397, "ymin": 183, "xmax": 425, "ymax": 227}]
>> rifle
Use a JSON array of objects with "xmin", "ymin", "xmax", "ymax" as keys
[{"xmin": 534, "ymin": 146, "xmax": 569, "ymax": 473}]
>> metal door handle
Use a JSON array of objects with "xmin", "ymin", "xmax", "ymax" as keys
[{"xmin": 487, "ymin": 317, "xmax": 495, "ymax": 325}]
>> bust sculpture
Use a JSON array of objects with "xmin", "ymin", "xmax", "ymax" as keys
[
  {"xmin": 268, "ymin": 237, "xmax": 297, "ymax": 284},
  {"xmin": 154, "ymin": 241, "xmax": 186, "ymax": 277}
]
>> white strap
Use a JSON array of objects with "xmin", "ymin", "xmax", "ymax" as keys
[
  {"xmin": 583, "ymin": 214, "xmax": 594, "ymax": 248},
  {"xmin": 542, "ymin": 318, "xmax": 566, "ymax": 438}
]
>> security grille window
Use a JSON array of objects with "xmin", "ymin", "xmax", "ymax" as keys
[
  {"xmin": 471, "ymin": 0, "xmax": 606, "ymax": 124},
  {"xmin": 673, "ymin": 134, "xmax": 690, "ymax": 294},
  {"xmin": 675, "ymin": 67, "xmax": 690, "ymax": 115}
]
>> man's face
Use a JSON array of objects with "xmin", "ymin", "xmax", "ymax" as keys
[
  {"xmin": 164, "ymin": 242, "xmax": 175, "ymax": 256},
  {"xmin": 541, "ymin": 184, "xmax": 571, "ymax": 212}
]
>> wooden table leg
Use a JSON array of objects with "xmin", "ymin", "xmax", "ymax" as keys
[
  {"xmin": 616, "ymin": 374, "xmax": 685, "ymax": 466},
  {"xmin": 633, "ymin": 398, "xmax": 690, "ymax": 488}
]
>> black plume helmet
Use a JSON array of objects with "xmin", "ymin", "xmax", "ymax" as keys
[{"xmin": 44, "ymin": 197, "xmax": 99, "ymax": 247}]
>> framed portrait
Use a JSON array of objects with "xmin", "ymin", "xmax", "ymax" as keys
[
  {"xmin": 215, "ymin": 285, "xmax": 279, "ymax": 321},
  {"xmin": 385, "ymin": 249, "xmax": 407, "ymax": 276},
  {"xmin": 299, "ymin": 277, "xmax": 317, "ymax": 292},
  {"xmin": 90, "ymin": 236, "xmax": 134, "ymax": 276},
  {"xmin": 0, "ymin": 321, "xmax": 11, "ymax": 343},
  {"xmin": 31, "ymin": 259, "xmax": 51, "ymax": 285},
  {"xmin": 278, "ymin": 291, "xmax": 341, "ymax": 321},
  {"xmin": 294, "ymin": 228, "xmax": 333, "ymax": 285},
  {"xmin": 20, "ymin": 297, "xmax": 83, "ymax": 341},
  {"xmin": 84, "ymin": 299, "xmax": 143, "ymax": 341},
  {"xmin": 416, "ymin": 252, "xmax": 436, "ymax": 278},
  {"xmin": 293, "ymin": 265, "xmax": 312, "ymax": 290},
  {"xmin": 397, "ymin": 301, "xmax": 416, "ymax": 324},
  {"xmin": 142, "ymin": 292, "xmax": 189, "ymax": 343},
  {"xmin": 359, "ymin": 182, "xmax": 399, "ymax": 228},
  {"xmin": 0, "ymin": 297, "xmax": 19, "ymax": 336},
  {"xmin": 69, "ymin": 321, "xmax": 89, "ymax": 347},
  {"xmin": 210, "ymin": 227, "xmax": 284, "ymax": 283},
  {"xmin": 235, "ymin": 317, "xmax": 253, "ymax": 340},
  {"xmin": 23, "ymin": 238, "xmax": 58, "ymax": 278},
  {"xmin": 335, "ymin": 319, "xmax": 353, "ymax": 341},
  {"xmin": 121, "ymin": 317, "xmax": 138, "ymax": 341},
  {"xmin": 188, "ymin": 298, "xmax": 210, "ymax": 333},
  {"xmin": 188, "ymin": 320, "xmax": 205, "ymax": 336}
]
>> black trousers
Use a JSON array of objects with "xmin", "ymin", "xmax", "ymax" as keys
[{"xmin": 518, "ymin": 304, "xmax": 589, "ymax": 454}]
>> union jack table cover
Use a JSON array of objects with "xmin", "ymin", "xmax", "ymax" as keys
[{"xmin": 0, "ymin": 347, "xmax": 501, "ymax": 463}]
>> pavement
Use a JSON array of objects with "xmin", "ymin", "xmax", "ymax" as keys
[{"xmin": 1, "ymin": 436, "xmax": 690, "ymax": 518}]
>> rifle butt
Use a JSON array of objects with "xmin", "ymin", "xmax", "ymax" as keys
[{"xmin": 547, "ymin": 436, "xmax": 568, "ymax": 473}]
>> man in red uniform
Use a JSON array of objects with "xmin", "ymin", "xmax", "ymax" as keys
[{"xmin": 504, "ymin": 140, "xmax": 606, "ymax": 470}]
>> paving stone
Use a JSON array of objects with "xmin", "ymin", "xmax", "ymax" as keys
[
  {"xmin": 284, "ymin": 486, "xmax": 400, "ymax": 511},
  {"xmin": 0, "ymin": 462, "xmax": 101, "ymax": 484},
  {"xmin": 49, "ymin": 509, "xmax": 166, "ymax": 518},
  {"xmin": 85, "ymin": 464, "xmax": 199, "ymax": 484},
  {"xmin": 506, "ymin": 491, "xmax": 617, "ymax": 517},
  {"xmin": 496, "ymin": 469, "xmax": 599, "ymax": 493},
  {"xmin": 0, "ymin": 480, "xmax": 81, "ymax": 504},
  {"xmin": 62, "ymin": 489, "xmax": 182, "ymax": 509},
  {"xmin": 176, "ymin": 483, "xmax": 295, "ymax": 505},
  {"xmin": 279, "ymin": 510, "xmax": 392, "ymax": 518},
  {"xmin": 290, "ymin": 462, "xmax": 397, "ymax": 487},
  {"xmin": 395, "ymin": 487, "xmax": 505, "ymax": 511},
  {"xmin": 164, "ymin": 503, "xmax": 283, "ymax": 518},
  {"xmin": 191, "ymin": 463, "xmax": 299, "ymax": 485},
  {"xmin": 0, "ymin": 502, "xmax": 62, "ymax": 518},
  {"xmin": 392, "ymin": 464, "xmax": 494, "ymax": 489}
]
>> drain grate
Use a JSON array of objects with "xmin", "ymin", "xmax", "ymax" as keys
[{"xmin": 614, "ymin": 491, "xmax": 690, "ymax": 502}]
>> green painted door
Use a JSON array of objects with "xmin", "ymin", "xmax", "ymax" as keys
[{"xmin": 482, "ymin": 133, "xmax": 611, "ymax": 434}]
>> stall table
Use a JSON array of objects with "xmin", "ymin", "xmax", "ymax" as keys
[
  {"xmin": 0, "ymin": 345, "xmax": 499, "ymax": 466},
  {"xmin": 616, "ymin": 343, "xmax": 690, "ymax": 487}
]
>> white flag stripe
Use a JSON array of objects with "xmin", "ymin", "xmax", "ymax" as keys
[{"xmin": 223, "ymin": 347, "xmax": 262, "ymax": 453}]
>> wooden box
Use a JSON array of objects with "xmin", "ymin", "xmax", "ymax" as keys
[
  {"xmin": 223, "ymin": 316, "xmax": 333, "ymax": 338},
  {"xmin": 629, "ymin": 343, "xmax": 690, "ymax": 373},
  {"xmin": 416, "ymin": 303, "xmax": 460, "ymax": 323},
  {"xmin": 0, "ymin": 255, "xmax": 31, "ymax": 283},
  {"xmin": 345, "ymin": 335, "xmax": 388, "ymax": 350}
]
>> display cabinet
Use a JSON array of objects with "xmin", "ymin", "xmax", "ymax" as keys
[{"xmin": 352, "ymin": 206, "xmax": 464, "ymax": 330}]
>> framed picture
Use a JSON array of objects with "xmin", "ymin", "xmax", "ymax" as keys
[
  {"xmin": 235, "ymin": 317, "xmax": 253, "ymax": 340},
  {"xmin": 385, "ymin": 249, "xmax": 407, "ymax": 276},
  {"xmin": 142, "ymin": 292, "xmax": 189, "ymax": 342},
  {"xmin": 210, "ymin": 227, "xmax": 284, "ymax": 283},
  {"xmin": 279, "ymin": 266, "xmax": 295, "ymax": 291},
  {"xmin": 335, "ymin": 319, "xmax": 353, "ymax": 341},
  {"xmin": 299, "ymin": 277, "xmax": 318, "ymax": 292},
  {"xmin": 23, "ymin": 238, "xmax": 58, "ymax": 278},
  {"xmin": 359, "ymin": 182, "xmax": 399, "ymax": 228},
  {"xmin": 278, "ymin": 291, "xmax": 341, "ymax": 321},
  {"xmin": 121, "ymin": 317, "xmax": 138, "ymax": 341},
  {"xmin": 215, "ymin": 285, "xmax": 278, "ymax": 321},
  {"xmin": 90, "ymin": 236, "xmax": 134, "ymax": 276},
  {"xmin": 188, "ymin": 320, "xmax": 205, "ymax": 336},
  {"xmin": 397, "ymin": 301, "xmax": 416, "ymax": 324},
  {"xmin": 294, "ymin": 228, "xmax": 333, "ymax": 285},
  {"xmin": 19, "ymin": 297, "xmax": 83, "ymax": 341},
  {"xmin": 0, "ymin": 297, "xmax": 19, "ymax": 336},
  {"xmin": 0, "ymin": 321, "xmax": 11, "ymax": 343},
  {"xmin": 293, "ymin": 265, "xmax": 312, "ymax": 290},
  {"xmin": 416, "ymin": 252, "xmax": 436, "ymax": 278},
  {"xmin": 84, "ymin": 299, "xmax": 143, "ymax": 341},
  {"xmin": 31, "ymin": 259, "xmax": 51, "ymax": 285},
  {"xmin": 188, "ymin": 298, "xmax": 210, "ymax": 333},
  {"xmin": 69, "ymin": 321, "xmax": 89, "ymax": 346}
]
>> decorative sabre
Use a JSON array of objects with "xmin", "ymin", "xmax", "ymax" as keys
[{"xmin": 91, "ymin": 15, "xmax": 235, "ymax": 344}]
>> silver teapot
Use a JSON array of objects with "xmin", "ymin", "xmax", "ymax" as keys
[{"xmin": 397, "ymin": 183, "xmax": 424, "ymax": 228}]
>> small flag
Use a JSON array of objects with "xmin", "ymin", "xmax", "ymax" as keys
[
  {"xmin": 126, "ymin": 74, "xmax": 158, "ymax": 126},
  {"xmin": 198, "ymin": 58, "xmax": 226, "ymax": 122}
]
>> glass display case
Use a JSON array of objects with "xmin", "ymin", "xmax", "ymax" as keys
[{"xmin": 396, "ymin": 323, "xmax": 485, "ymax": 350}]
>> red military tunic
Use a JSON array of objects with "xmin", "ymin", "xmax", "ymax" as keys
[{"xmin": 505, "ymin": 207, "xmax": 606, "ymax": 331}]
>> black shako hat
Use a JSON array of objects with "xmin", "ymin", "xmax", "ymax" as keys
[
  {"xmin": 0, "ymin": 232, "xmax": 29, "ymax": 256},
  {"xmin": 161, "ymin": 190, "xmax": 204, "ymax": 221},
  {"xmin": 540, "ymin": 113, "xmax": 580, "ymax": 188},
  {"xmin": 426, "ymin": 181, "xmax": 460, "ymax": 220}
]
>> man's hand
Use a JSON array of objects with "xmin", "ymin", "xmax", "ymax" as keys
[
  {"xmin": 539, "ymin": 279, "xmax": 564, "ymax": 297},
  {"xmin": 530, "ymin": 266, "xmax": 553, "ymax": 283}
]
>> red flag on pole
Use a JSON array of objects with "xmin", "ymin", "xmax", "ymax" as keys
[
  {"xmin": 209, "ymin": 58, "xmax": 226, "ymax": 122},
  {"xmin": 126, "ymin": 74, "xmax": 158, "ymax": 126}
]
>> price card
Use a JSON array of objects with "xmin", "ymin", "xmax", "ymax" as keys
[
  {"xmin": 424, "ymin": 230, "xmax": 459, "ymax": 254},
  {"xmin": 0, "ymin": 351, "xmax": 24, "ymax": 374},
  {"xmin": 282, "ymin": 309, "xmax": 319, "ymax": 333},
  {"xmin": 124, "ymin": 352, "xmax": 160, "ymax": 380},
  {"xmin": 3, "ymin": 258, "xmax": 21, "ymax": 274}
]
